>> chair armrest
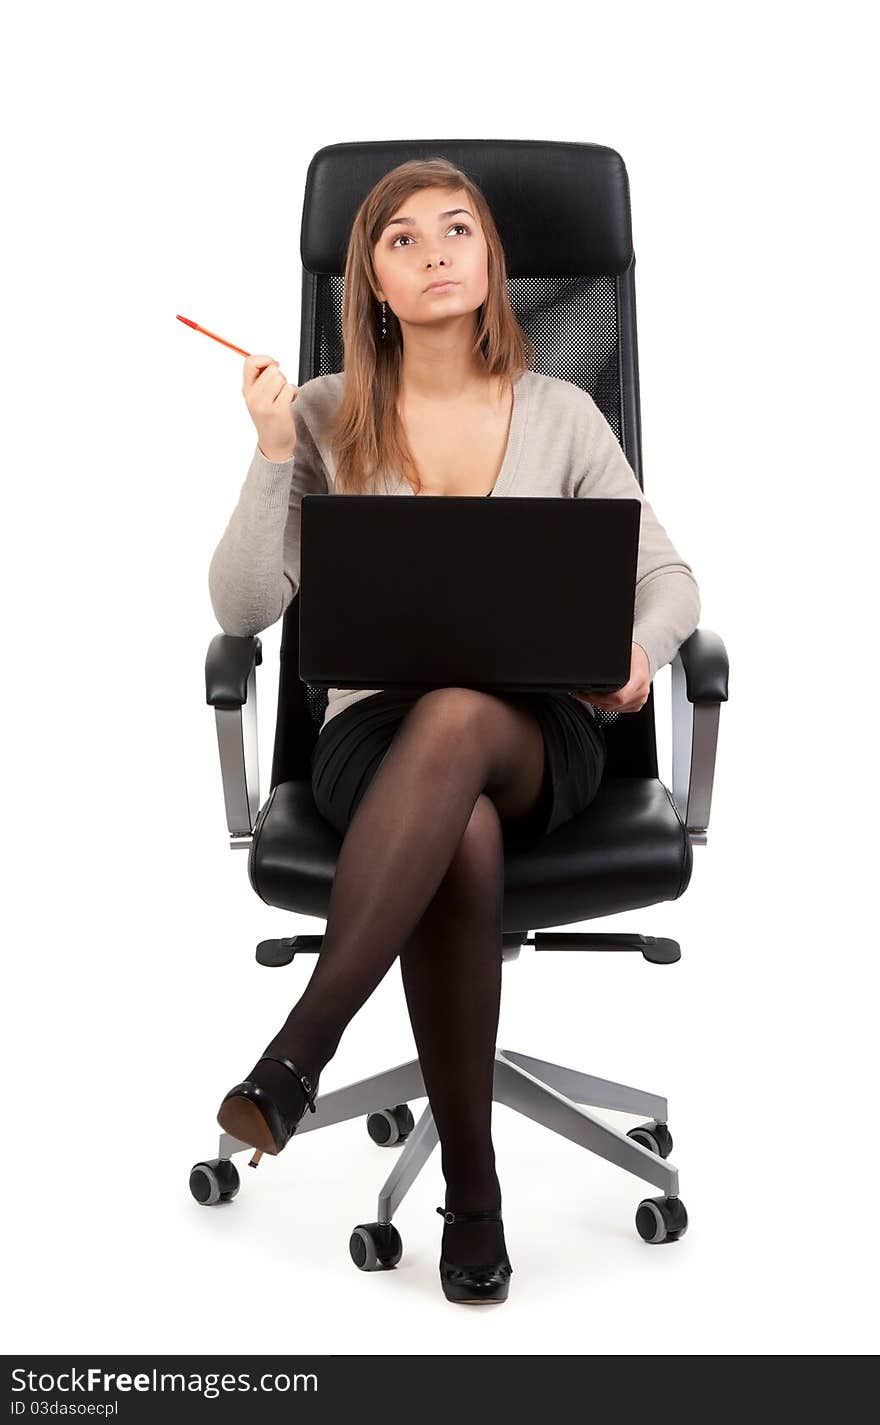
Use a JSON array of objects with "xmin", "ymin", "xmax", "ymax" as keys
[
  {"xmin": 205, "ymin": 634, "xmax": 263, "ymax": 848},
  {"xmin": 669, "ymin": 628, "xmax": 729, "ymax": 847}
]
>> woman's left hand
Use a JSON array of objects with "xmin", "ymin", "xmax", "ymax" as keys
[{"xmin": 569, "ymin": 643, "xmax": 651, "ymax": 714}]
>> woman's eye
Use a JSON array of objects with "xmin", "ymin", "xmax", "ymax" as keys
[{"xmin": 391, "ymin": 223, "xmax": 470, "ymax": 249}]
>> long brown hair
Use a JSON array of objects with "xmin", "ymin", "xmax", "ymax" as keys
[{"xmin": 328, "ymin": 157, "xmax": 534, "ymax": 495}]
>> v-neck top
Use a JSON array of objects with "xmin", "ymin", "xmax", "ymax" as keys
[
  {"xmin": 208, "ymin": 367, "xmax": 701, "ymax": 732},
  {"xmin": 393, "ymin": 368, "xmax": 530, "ymax": 502}
]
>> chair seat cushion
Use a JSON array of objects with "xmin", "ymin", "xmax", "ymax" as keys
[{"xmin": 248, "ymin": 776, "xmax": 693, "ymax": 930}]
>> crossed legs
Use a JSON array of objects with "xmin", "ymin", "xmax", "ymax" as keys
[{"xmin": 246, "ymin": 687, "xmax": 548, "ymax": 1263}]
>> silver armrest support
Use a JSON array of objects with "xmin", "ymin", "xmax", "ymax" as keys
[
  {"xmin": 214, "ymin": 663, "xmax": 260, "ymax": 848},
  {"xmin": 671, "ymin": 656, "xmax": 718, "ymax": 847},
  {"xmin": 668, "ymin": 629, "xmax": 729, "ymax": 848},
  {"xmin": 205, "ymin": 634, "xmax": 262, "ymax": 851}
]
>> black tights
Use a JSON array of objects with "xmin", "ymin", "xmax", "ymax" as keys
[{"xmin": 248, "ymin": 688, "xmax": 548, "ymax": 1266}]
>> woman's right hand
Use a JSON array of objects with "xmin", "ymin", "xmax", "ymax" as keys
[{"xmin": 243, "ymin": 354, "xmax": 299, "ymax": 462}]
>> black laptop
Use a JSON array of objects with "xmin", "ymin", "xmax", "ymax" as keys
[{"xmin": 299, "ymin": 495, "xmax": 641, "ymax": 695}]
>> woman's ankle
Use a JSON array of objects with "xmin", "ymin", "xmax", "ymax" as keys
[
  {"xmin": 261, "ymin": 1025, "xmax": 337, "ymax": 1087},
  {"xmin": 442, "ymin": 1165, "xmax": 502, "ymax": 1214}
]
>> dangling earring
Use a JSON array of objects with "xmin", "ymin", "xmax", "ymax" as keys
[{"xmin": 380, "ymin": 300, "xmax": 387, "ymax": 342}]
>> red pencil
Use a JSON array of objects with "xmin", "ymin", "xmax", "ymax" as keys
[{"xmin": 176, "ymin": 314, "xmax": 251, "ymax": 358}]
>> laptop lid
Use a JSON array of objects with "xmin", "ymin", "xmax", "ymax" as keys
[{"xmin": 299, "ymin": 495, "xmax": 640, "ymax": 694}]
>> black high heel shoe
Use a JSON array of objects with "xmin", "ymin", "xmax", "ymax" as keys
[
  {"xmin": 217, "ymin": 1055, "xmax": 319, "ymax": 1155},
  {"xmin": 436, "ymin": 1206, "xmax": 514, "ymax": 1304}
]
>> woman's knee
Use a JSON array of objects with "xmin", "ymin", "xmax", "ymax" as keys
[
  {"xmin": 400, "ymin": 687, "xmax": 505, "ymax": 769},
  {"xmin": 408, "ymin": 686, "xmax": 499, "ymax": 736}
]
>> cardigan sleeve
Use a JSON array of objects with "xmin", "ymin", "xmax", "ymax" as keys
[
  {"xmin": 208, "ymin": 401, "xmax": 329, "ymax": 636},
  {"xmin": 575, "ymin": 398, "xmax": 701, "ymax": 680}
]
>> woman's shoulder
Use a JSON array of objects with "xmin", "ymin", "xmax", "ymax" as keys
[
  {"xmin": 295, "ymin": 367, "xmax": 601, "ymax": 442},
  {"xmin": 298, "ymin": 367, "xmax": 592, "ymax": 411},
  {"xmin": 293, "ymin": 371, "xmax": 346, "ymax": 439},
  {"xmin": 519, "ymin": 368, "xmax": 600, "ymax": 433}
]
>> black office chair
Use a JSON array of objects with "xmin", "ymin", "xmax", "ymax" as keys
[{"xmin": 192, "ymin": 139, "xmax": 729, "ymax": 1268}]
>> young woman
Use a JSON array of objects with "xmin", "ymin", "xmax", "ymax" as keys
[{"xmin": 208, "ymin": 157, "xmax": 701, "ymax": 1304}]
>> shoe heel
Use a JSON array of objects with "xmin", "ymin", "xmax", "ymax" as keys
[
  {"xmin": 217, "ymin": 1055, "xmax": 319, "ymax": 1156},
  {"xmin": 217, "ymin": 1091, "xmax": 280, "ymax": 1154}
]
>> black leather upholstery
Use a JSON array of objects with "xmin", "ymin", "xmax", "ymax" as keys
[
  {"xmin": 301, "ymin": 139, "xmax": 633, "ymax": 277},
  {"xmin": 248, "ymin": 775, "xmax": 692, "ymax": 928},
  {"xmin": 205, "ymin": 633, "xmax": 262, "ymax": 709},
  {"xmin": 678, "ymin": 629, "xmax": 729, "ymax": 704}
]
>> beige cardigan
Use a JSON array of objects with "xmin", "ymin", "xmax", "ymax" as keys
[{"xmin": 208, "ymin": 368, "xmax": 701, "ymax": 731}]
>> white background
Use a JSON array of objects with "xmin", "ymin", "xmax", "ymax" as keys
[{"xmin": 3, "ymin": 0, "xmax": 877, "ymax": 1357}]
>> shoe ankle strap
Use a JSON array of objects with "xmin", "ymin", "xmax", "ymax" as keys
[
  {"xmin": 258, "ymin": 1055, "xmax": 318, "ymax": 1112},
  {"xmin": 436, "ymin": 1205, "xmax": 502, "ymax": 1224}
]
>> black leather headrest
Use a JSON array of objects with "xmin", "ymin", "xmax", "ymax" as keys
[{"xmin": 301, "ymin": 138, "xmax": 633, "ymax": 277}]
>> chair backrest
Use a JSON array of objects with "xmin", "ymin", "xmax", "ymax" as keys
[{"xmin": 269, "ymin": 139, "xmax": 660, "ymax": 793}]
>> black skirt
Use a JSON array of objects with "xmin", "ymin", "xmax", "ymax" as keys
[{"xmin": 310, "ymin": 688, "xmax": 607, "ymax": 852}]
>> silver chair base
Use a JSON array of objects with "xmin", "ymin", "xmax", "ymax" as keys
[{"xmin": 217, "ymin": 1047, "xmax": 679, "ymax": 1223}]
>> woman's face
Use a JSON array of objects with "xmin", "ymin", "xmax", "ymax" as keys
[{"xmin": 372, "ymin": 186, "xmax": 489, "ymax": 331}]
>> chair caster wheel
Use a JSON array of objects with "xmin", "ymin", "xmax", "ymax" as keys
[
  {"xmin": 189, "ymin": 1158, "xmax": 240, "ymax": 1206},
  {"xmin": 636, "ymin": 1195, "xmax": 688, "ymax": 1243},
  {"xmin": 366, "ymin": 1104, "xmax": 415, "ymax": 1146},
  {"xmin": 627, "ymin": 1121, "xmax": 673, "ymax": 1158},
  {"xmin": 349, "ymin": 1222, "xmax": 403, "ymax": 1271}
]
